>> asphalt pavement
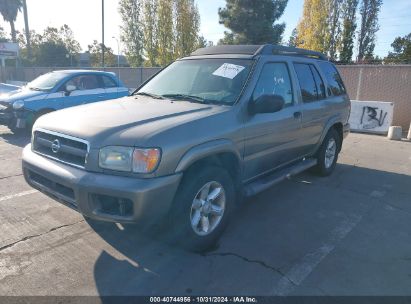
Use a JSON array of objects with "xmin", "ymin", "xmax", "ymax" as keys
[{"xmin": 0, "ymin": 126, "xmax": 410, "ymax": 296}]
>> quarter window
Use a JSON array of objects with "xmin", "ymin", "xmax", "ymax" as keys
[
  {"xmin": 318, "ymin": 62, "xmax": 346, "ymax": 96},
  {"xmin": 253, "ymin": 63, "xmax": 294, "ymax": 107},
  {"xmin": 310, "ymin": 65, "xmax": 326, "ymax": 99}
]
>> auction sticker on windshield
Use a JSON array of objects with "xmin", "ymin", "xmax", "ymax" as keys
[{"xmin": 212, "ymin": 63, "xmax": 245, "ymax": 79}]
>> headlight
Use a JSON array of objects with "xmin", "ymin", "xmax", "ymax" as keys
[
  {"xmin": 13, "ymin": 100, "xmax": 24, "ymax": 110},
  {"xmin": 99, "ymin": 146, "xmax": 161, "ymax": 173}
]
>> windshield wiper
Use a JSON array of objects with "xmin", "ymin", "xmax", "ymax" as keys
[
  {"xmin": 162, "ymin": 94, "xmax": 222, "ymax": 105},
  {"xmin": 29, "ymin": 87, "xmax": 46, "ymax": 91},
  {"xmin": 134, "ymin": 92, "xmax": 164, "ymax": 99}
]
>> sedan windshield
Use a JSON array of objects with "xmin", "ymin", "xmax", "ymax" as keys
[
  {"xmin": 27, "ymin": 72, "xmax": 68, "ymax": 91},
  {"xmin": 136, "ymin": 59, "xmax": 254, "ymax": 105}
]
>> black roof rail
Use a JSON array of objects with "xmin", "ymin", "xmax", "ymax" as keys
[
  {"xmin": 257, "ymin": 45, "xmax": 328, "ymax": 60},
  {"xmin": 190, "ymin": 44, "xmax": 328, "ymax": 61}
]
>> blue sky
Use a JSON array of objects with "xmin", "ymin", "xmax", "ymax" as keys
[{"xmin": 4, "ymin": 0, "xmax": 411, "ymax": 57}]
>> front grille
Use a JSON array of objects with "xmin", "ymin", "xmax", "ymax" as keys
[{"xmin": 33, "ymin": 129, "xmax": 89, "ymax": 168}]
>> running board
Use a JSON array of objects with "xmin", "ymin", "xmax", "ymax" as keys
[{"xmin": 243, "ymin": 158, "xmax": 317, "ymax": 197}]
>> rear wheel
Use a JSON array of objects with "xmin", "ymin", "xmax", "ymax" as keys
[
  {"xmin": 313, "ymin": 128, "xmax": 340, "ymax": 176},
  {"xmin": 167, "ymin": 166, "xmax": 235, "ymax": 252}
]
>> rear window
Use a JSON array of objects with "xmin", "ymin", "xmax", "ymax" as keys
[{"xmin": 318, "ymin": 62, "xmax": 346, "ymax": 96}]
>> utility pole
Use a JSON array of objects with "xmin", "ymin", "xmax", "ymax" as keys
[
  {"xmin": 22, "ymin": 0, "xmax": 31, "ymax": 58},
  {"xmin": 101, "ymin": 0, "xmax": 105, "ymax": 68}
]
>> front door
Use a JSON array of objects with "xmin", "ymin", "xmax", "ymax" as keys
[
  {"xmin": 62, "ymin": 74, "xmax": 107, "ymax": 108},
  {"xmin": 243, "ymin": 62, "xmax": 303, "ymax": 181}
]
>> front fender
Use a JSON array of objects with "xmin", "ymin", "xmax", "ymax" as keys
[{"xmin": 174, "ymin": 139, "xmax": 241, "ymax": 173}]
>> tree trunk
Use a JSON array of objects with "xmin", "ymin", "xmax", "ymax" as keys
[
  {"xmin": 23, "ymin": 0, "xmax": 32, "ymax": 57},
  {"xmin": 10, "ymin": 21, "xmax": 16, "ymax": 43}
]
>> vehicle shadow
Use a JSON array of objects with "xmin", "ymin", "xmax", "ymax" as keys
[
  {"xmin": 0, "ymin": 128, "xmax": 31, "ymax": 148},
  {"xmin": 89, "ymin": 163, "xmax": 411, "ymax": 296}
]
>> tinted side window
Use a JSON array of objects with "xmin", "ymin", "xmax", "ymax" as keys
[
  {"xmin": 310, "ymin": 65, "xmax": 326, "ymax": 99},
  {"xmin": 318, "ymin": 62, "xmax": 346, "ymax": 96},
  {"xmin": 293, "ymin": 63, "xmax": 317, "ymax": 103},
  {"xmin": 253, "ymin": 63, "xmax": 294, "ymax": 107},
  {"xmin": 102, "ymin": 75, "xmax": 118, "ymax": 88},
  {"xmin": 65, "ymin": 75, "xmax": 102, "ymax": 91}
]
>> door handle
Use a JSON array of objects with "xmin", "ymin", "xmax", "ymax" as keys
[{"xmin": 293, "ymin": 111, "xmax": 302, "ymax": 119}]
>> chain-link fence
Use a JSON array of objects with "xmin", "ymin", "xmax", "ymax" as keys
[{"xmin": 338, "ymin": 65, "xmax": 411, "ymax": 131}]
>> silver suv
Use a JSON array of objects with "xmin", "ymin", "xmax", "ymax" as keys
[{"xmin": 22, "ymin": 45, "xmax": 350, "ymax": 251}]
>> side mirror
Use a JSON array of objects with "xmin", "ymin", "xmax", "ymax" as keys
[
  {"xmin": 65, "ymin": 84, "xmax": 76, "ymax": 96},
  {"xmin": 249, "ymin": 94, "xmax": 285, "ymax": 115}
]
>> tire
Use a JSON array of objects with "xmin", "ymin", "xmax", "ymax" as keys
[
  {"xmin": 167, "ymin": 165, "xmax": 235, "ymax": 252},
  {"xmin": 312, "ymin": 128, "xmax": 340, "ymax": 176}
]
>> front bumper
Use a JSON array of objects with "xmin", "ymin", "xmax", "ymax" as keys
[
  {"xmin": 22, "ymin": 145, "xmax": 182, "ymax": 224},
  {"xmin": 0, "ymin": 109, "xmax": 13, "ymax": 125},
  {"xmin": 0, "ymin": 108, "xmax": 30, "ymax": 128}
]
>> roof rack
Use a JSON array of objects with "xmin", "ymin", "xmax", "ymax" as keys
[
  {"xmin": 257, "ymin": 45, "xmax": 328, "ymax": 60},
  {"xmin": 191, "ymin": 44, "xmax": 328, "ymax": 61}
]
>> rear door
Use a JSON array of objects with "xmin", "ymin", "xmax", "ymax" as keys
[
  {"xmin": 243, "ymin": 61, "xmax": 303, "ymax": 181},
  {"xmin": 100, "ymin": 75, "xmax": 121, "ymax": 100},
  {"xmin": 292, "ymin": 62, "xmax": 330, "ymax": 155}
]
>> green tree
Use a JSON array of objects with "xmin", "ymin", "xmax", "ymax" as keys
[
  {"xmin": 156, "ymin": 0, "xmax": 174, "ymax": 65},
  {"xmin": 174, "ymin": 0, "xmax": 200, "ymax": 58},
  {"xmin": 59, "ymin": 24, "xmax": 81, "ymax": 55},
  {"xmin": 357, "ymin": 0, "xmax": 382, "ymax": 62},
  {"xmin": 218, "ymin": 0, "xmax": 287, "ymax": 45},
  {"xmin": 33, "ymin": 42, "xmax": 71, "ymax": 67},
  {"xmin": 0, "ymin": 0, "xmax": 22, "ymax": 42},
  {"xmin": 119, "ymin": 0, "xmax": 144, "ymax": 67},
  {"xmin": 384, "ymin": 33, "xmax": 411, "ymax": 64},
  {"xmin": 197, "ymin": 35, "xmax": 213, "ymax": 48},
  {"xmin": 142, "ymin": 0, "xmax": 158, "ymax": 66},
  {"xmin": 0, "ymin": 25, "xmax": 7, "ymax": 42},
  {"xmin": 88, "ymin": 40, "xmax": 116, "ymax": 67},
  {"xmin": 17, "ymin": 25, "xmax": 81, "ymax": 67},
  {"xmin": 325, "ymin": 0, "xmax": 343, "ymax": 60},
  {"xmin": 288, "ymin": 28, "xmax": 298, "ymax": 47},
  {"xmin": 339, "ymin": 0, "xmax": 358, "ymax": 63}
]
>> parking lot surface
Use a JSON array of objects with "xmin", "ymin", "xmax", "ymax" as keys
[{"xmin": 0, "ymin": 126, "xmax": 410, "ymax": 296}]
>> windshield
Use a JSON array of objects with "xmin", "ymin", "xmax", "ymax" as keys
[
  {"xmin": 27, "ymin": 72, "xmax": 68, "ymax": 91},
  {"xmin": 136, "ymin": 58, "xmax": 253, "ymax": 105}
]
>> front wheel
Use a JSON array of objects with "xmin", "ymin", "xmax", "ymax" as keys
[
  {"xmin": 167, "ymin": 166, "xmax": 235, "ymax": 252},
  {"xmin": 313, "ymin": 128, "xmax": 340, "ymax": 176}
]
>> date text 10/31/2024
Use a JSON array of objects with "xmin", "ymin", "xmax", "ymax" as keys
[{"xmin": 149, "ymin": 297, "xmax": 258, "ymax": 303}]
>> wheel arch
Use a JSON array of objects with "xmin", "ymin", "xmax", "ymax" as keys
[
  {"xmin": 175, "ymin": 139, "xmax": 242, "ymax": 189},
  {"xmin": 318, "ymin": 116, "xmax": 344, "ymax": 152}
]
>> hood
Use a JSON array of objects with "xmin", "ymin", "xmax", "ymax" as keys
[
  {"xmin": 0, "ymin": 86, "xmax": 48, "ymax": 105},
  {"xmin": 34, "ymin": 95, "xmax": 230, "ymax": 147}
]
